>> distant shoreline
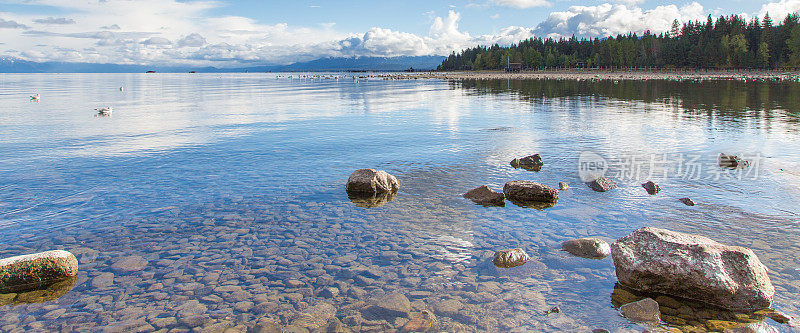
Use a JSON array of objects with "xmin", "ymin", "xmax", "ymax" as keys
[{"xmin": 401, "ymin": 70, "xmax": 800, "ymax": 82}]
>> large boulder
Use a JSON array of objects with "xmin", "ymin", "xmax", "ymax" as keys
[
  {"xmin": 0, "ymin": 250, "xmax": 78, "ymax": 293},
  {"xmin": 561, "ymin": 238, "xmax": 611, "ymax": 259},
  {"xmin": 611, "ymin": 227, "xmax": 774, "ymax": 311},
  {"xmin": 346, "ymin": 169, "xmax": 399, "ymax": 194},
  {"xmin": 463, "ymin": 185, "xmax": 505, "ymax": 206},
  {"xmin": 503, "ymin": 181, "xmax": 558, "ymax": 208}
]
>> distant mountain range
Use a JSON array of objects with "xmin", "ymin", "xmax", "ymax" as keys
[{"xmin": 0, "ymin": 56, "xmax": 445, "ymax": 73}]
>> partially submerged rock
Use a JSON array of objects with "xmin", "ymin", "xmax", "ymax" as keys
[
  {"xmin": 641, "ymin": 181, "xmax": 660, "ymax": 195},
  {"xmin": 0, "ymin": 250, "xmax": 78, "ymax": 293},
  {"xmin": 719, "ymin": 153, "xmax": 750, "ymax": 169},
  {"xmin": 754, "ymin": 308, "xmax": 793, "ymax": 324},
  {"xmin": 503, "ymin": 181, "xmax": 558, "ymax": 208},
  {"xmin": 561, "ymin": 238, "xmax": 611, "ymax": 259},
  {"xmin": 512, "ymin": 154, "xmax": 543, "ymax": 171},
  {"xmin": 463, "ymin": 185, "xmax": 505, "ymax": 206},
  {"xmin": 558, "ymin": 182, "xmax": 570, "ymax": 190},
  {"xmin": 679, "ymin": 197, "xmax": 696, "ymax": 206},
  {"xmin": 611, "ymin": 227, "xmax": 774, "ymax": 311},
  {"xmin": 586, "ymin": 177, "xmax": 616, "ymax": 192},
  {"xmin": 346, "ymin": 169, "xmax": 399, "ymax": 195},
  {"xmin": 493, "ymin": 248, "xmax": 530, "ymax": 268},
  {"xmin": 619, "ymin": 298, "xmax": 660, "ymax": 324}
]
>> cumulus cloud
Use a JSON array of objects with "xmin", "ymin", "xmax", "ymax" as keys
[
  {"xmin": 33, "ymin": 17, "xmax": 76, "ymax": 24},
  {"xmin": 491, "ymin": 0, "xmax": 550, "ymax": 9},
  {"xmin": 177, "ymin": 33, "xmax": 206, "ymax": 47},
  {"xmin": 0, "ymin": 18, "xmax": 28, "ymax": 29},
  {"xmin": 101, "ymin": 24, "xmax": 121, "ymax": 30},
  {"xmin": 534, "ymin": 2, "xmax": 705, "ymax": 39},
  {"xmin": 759, "ymin": 0, "xmax": 800, "ymax": 22},
  {"xmin": 142, "ymin": 37, "xmax": 172, "ymax": 46}
]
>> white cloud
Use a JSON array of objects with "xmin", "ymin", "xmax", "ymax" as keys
[
  {"xmin": 0, "ymin": 18, "xmax": 28, "ymax": 29},
  {"xmin": 534, "ymin": 2, "xmax": 705, "ymax": 39},
  {"xmin": 177, "ymin": 33, "xmax": 206, "ymax": 47},
  {"xmin": 491, "ymin": 0, "xmax": 550, "ymax": 9},
  {"xmin": 759, "ymin": 0, "xmax": 800, "ymax": 22},
  {"xmin": 33, "ymin": 17, "xmax": 76, "ymax": 24}
]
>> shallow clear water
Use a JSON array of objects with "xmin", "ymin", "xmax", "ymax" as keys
[{"xmin": 0, "ymin": 73, "xmax": 798, "ymax": 332}]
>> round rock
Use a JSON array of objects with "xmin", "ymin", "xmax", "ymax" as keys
[
  {"xmin": 0, "ymin": 250, "xmax": 78, "ymax": 293},
  {"xmin": 346, "ymin": 169, "xmax": 399, "ymax": 194},
  {"xmin": 561, "ymin": 238, "xmax": 611, "ymax": 259},
  {"xmin": 493, "ymin": 248, "xmax": 530, "ymax": 268}
]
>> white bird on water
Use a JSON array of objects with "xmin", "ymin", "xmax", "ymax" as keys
[
  {"xmin": 30, "ymin": 94, "xmax": 40, "ymax": 102},
  {"xmin": 95, "ymin": 107, "xmax": 113, "ymax": 115}
]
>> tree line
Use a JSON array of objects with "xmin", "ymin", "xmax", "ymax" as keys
[{"xmin": 438, "ymin": 13, "xmax": 800, "ymax": 70}]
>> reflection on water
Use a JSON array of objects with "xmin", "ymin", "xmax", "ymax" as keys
[{"xmin": 0, "ymin": 74, "xmax": 798, "ymax": 332}]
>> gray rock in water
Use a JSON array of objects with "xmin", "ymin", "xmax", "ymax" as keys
[
  {"xmin": 723, "ymin": 322, "xmax": 779, "ymax": 333},
  {"xmin": 641, "ymin": 181, "xmax": 660, "ymax": 195},
  {"xmin": 561, "ymin": 238, "xmax": 611, "ymax": 259},
  {"xmin": 503, "ymin": 181, "xmax": 558, "ymax": 208},
  {"xmin": 291, "ymin": 302, "xmax": 336, "ymax": 329},
  {"xmin": 611, "ymin": 227, "xmax": 774, "ymax": 311},
  {"xmin": 0, "ymin": 250, "xmax": 78, "ymax": 293},
  {"xmin": 463, "ymin": 185, "xmax": 505, "ymax": 206},
  {"xmin": 493, "ymin": 248, "xmax": 530, "ymax": 268},
  {"xmin": 679, "ymin": 197, "xmax": 696, "ymax": 206},
  {"xmin": 619, "ymin": 298, "xmax": 660, "ymax": 324},
  {"xmin": 558, "ymin": 182, "xmax": 570, "ymax": 190},
  {"xmin": 719, "ymin": 153, "xmax": 750, "ymax": 169},
  {"xmin": 346, "ymin": 169, "xmax": 399, "ymax": 194},
  {"xmin": 363, "ymin": 292, "xmax": 411, "ymax": 321},
  {"xmin": 515, "ymin": 154, "xmax": 543, "ymax": 171},
  {"xmin": 586, "ymin": 177, "xmax": 616, "ymax": 192}
]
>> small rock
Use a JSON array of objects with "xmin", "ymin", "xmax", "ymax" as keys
[
  {"xmin": 545, "ymin": 306, "xmax": 561, "ymax": 314},
  {"xmin": 619, "ymin": 298, "xmax": 660, "ymax": 324},
  {"xmin": 401, "ymin": 310, "xmax": 436, "ymax": 333},
  {"xmin": 292, "ymin": 302, "xmax": 336, "ymax": 329},
  {"xmin": 561, "ymin": 238, "xmax": 611, "ymax": 259},
  {"xmin": 586, "ymin": 177, "xmax": 616, "ymax": 192},
  {"xmin": 91, "ymin": 272, "xmax": 114, "ymax": 289},
  {"xmin": 319, "ymin": 287, "xmax": 339, "ymax": 298},
  {"xmin": 111, "ymin": 255, "xmax": 147, "ymax": 272},
  {"xmin": 493, "ymin": 248, "xmax": 530, "ymax": 268},
  {"xmin": 513, "ymin": 154, "xmax": 543, "ymax": 171},
  {"xmin": 558, "ymin": 182, "xmax": 570, "ymax": 190},
  {"xmin": 432, "ymin": 299, "xmax": 463, "ymax": 317},
  {"xmin": 364, "ymin": 292, "xmax": 411, "ymax": 321},
  {"xmin": 503, "ymin": 181, "xmax": 558, "ymax": 207},
  {"xmin": 719, "ymin": 153, "xmax": 750, "ymax": 169},
  {"xmin": 463, "ymin": 185, "xmax": 505, "ymax": 206},
  {"xmin": 641, "ymin": 181, "xmax": 660, "ymax": 195},
  {"xmin": 679, "ymin": 198, "xmax": 695, "ymax": 206},
  {"xmin": 346, "ymin": 169, "xmax": 399, "ymax": 194},
  {"xmin": 0, "ymin": 250, "xmax": 78, "ymax": 293},
  {"xmin": 592, "ymin": 329, "xmax": 610, "ymax": 333}
]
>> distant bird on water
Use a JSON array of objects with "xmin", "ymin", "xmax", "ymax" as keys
[
  {"xmin": 30, "ymin": 94, "xmax": 40, "ymax": 102},
  {"xmin": 95, "ymin": 107, "xmax": 113, "ymax": 116}
]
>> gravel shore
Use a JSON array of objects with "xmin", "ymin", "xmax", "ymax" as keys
[{"xmin": 390, "ymin": 70, "xmax": 800, "ymax": 81}]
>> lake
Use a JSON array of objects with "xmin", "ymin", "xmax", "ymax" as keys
[{"xmin": 0, "ymin": 73, "xmax": 798, "ymax": 332}]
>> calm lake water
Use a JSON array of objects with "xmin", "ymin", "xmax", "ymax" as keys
[{"xmin": 0, "ymin": 73, "xmax": 798, "ymax": 332}]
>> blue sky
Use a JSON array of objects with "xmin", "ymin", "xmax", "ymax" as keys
[{"xmin": 0, "ymin": 0, "xmax": 798, "ymax": 67}]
